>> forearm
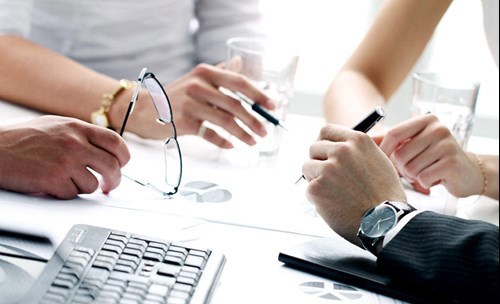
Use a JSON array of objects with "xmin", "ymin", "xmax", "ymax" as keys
[
  {"xmin": 0, "ymin": 35, "xmax": 130, "ymax": 130},
  {"xmin": 324, "ymin": 0, "xmax": 452, "ymax": 128},
  {"xmin": 323, "ymin": 70, "xmax": 386, "ymax": 129}
]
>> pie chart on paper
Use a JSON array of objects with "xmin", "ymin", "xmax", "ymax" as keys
[{"xmin": 299, "ymin": 281, "xmax": 364, "ymax": 301}]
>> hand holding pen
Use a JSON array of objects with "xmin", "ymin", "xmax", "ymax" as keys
[
  {"xmin": 296, "ymin": 106, "xmax": 386, "ymax": 184},
  {"xmin": 233, "ymin": 91, "xmax": 288, "ymax": 130}
]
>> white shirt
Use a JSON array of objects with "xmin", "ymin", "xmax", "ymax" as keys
[
  {"xmin": 481, "ymin": 0, "xmax": 499, "ymax": 67},
  {"xmin": 0, "ymin": 0, "xmax": 262, "ymax": 83}
]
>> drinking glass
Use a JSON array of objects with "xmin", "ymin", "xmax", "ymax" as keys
[
  {"xmin": 226, "ymin": 37, "xmax": 299, "ymax": 157},
  {"xmin": 411, "ymin": 72, "xmax": 480, "ymax": 215},
  {"xmin": 411, "ymin": 72, "xmax": 480, "ymax": 149}
]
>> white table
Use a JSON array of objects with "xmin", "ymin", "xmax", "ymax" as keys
[{"xmin": 0, "ymin": 100, "xmax": 498, "ymax": 303}]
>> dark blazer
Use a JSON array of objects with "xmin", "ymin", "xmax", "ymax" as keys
[{"xmin": 378, "ymin": 211, "xmax": 499, "ymax": 303}]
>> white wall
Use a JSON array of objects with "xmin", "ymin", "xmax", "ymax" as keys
[{"xmin": 260, "ymin": 0, "xmax": 499, "ymax": 138}]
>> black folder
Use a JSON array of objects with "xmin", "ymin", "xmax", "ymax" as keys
[{"xmin": 278, "ymin": 237, "xmax": 452, "ymax": 304}]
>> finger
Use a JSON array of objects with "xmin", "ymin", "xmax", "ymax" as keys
[
  {"xmin": 198, "ymin": 125, "xmax": 234, "ymax": 149},
  {"xmin": 70, "ymin": 166, "xmax": 100, "ymax": 194},
  {"xmin": 192, "ymin": 101, "xmax": 258, "ymax": 146},
  {"xmin": 190, "ymin": 81, "xmax": 267, "ymax": 137},
  {"xmin": 379, "ymin": 115, "xmax": 434, "ymax": 156},
  {"xmin": 309, "ymin": 140, "xmax": 339, "ymax": 161},
  {"xmin": 85, "ymin": 146, "xmax": 123, "ymax": 193},
  {"xmin": 199, "ymin": 64, "xmax": 275, "ymax": 110},
  {"xmin": 224, "ymin": 56, "xmax": 243, "ymax": 72},
  {"xmin": 302, "ymin": 159, "xmax": 326, "ymax": 182},
  {"xmin": 414, "ymin": 159, "xmax": 447, "ymax": 190},
  {"xmin": 411, "ymin": 181, "xmax": 431, "ymax": 195},
  {"xmin": 100, "ymin": 174, "xmax": 122, "ymax": 194},
  {"xmin": 49, "ymin": 179, "xmax": 79, "ymax": 200},
  {"xmin": 317, "ymin": 124, "xmax": 354, "ymax": 142},
  {"xmin": 399, "ymin": 142, "xmax": 443, "ymax": 181},
  {"xmin": 215, "ymin": 61, "xmax": 226, "ymax": 69},
  {"xmin": 371, "ymin": 134, "xmax": 385, "ymax": 147},
  {"xmin": 85, "ymin": 126, "xmax": 131, "ymax": 167}
]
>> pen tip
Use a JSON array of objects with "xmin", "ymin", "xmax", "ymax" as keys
[{"xmin": 279, "ymin": 122, "xmax": 289, "ymax": 131}]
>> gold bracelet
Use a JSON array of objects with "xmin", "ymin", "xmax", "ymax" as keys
[
  {"xmin": 91, "ymin": 79, "xmax": 135, "ymax": 129},
  {"xmin": 473, "ymin": 153, "xmax": 488, "ymax": 196}
]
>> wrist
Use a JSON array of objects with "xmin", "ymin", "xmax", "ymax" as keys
[
  {"xmin": 91, "ymin": 79, "xmax": 135, "ymax": 130},
  {"xmin": 357, "ymin": 200, "xmax": 416, "ymax": 256},
  {"xmin": 108, "ymin": 85, "xmax": 136, "ymax": 132}
]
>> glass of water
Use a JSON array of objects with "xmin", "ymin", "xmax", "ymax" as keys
[
  {"xmin": 411, "ymin": 72, "xmax": 480, "ymax": 215},
  {"xmin": 226, "ymin": 37, "xmax": 299, "ymax": 157},
  {"xmin": 411, "ymin": 72, "xmax": 480, "ymax": 149}
]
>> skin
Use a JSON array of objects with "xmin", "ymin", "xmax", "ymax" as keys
[
  {"xmin": 323, "ymin": 0, "xmax": 499, "ymax": 197},
  {"xmin": 0, "ymin": 116, "xmax": 130, "ymax": 199},
  {"xmin": 302, "ymin": 118, "xmax": 499, "ymax": 248},
  {"xmin": 302, "ymin": 124, "xmax": 407, "ymax": 247},
  {"xmin": 375, "ymin": 115, "xmax": 499, "ymax": 200},
  {"xmin": 323, "ymin": 0, "xmax": 453, "ymax": 128},
  {"xmin": 0, "ymin": 35, "xmax": 274, "ymax": 149}
]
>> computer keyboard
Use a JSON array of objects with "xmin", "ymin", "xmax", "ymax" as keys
[{"xmin": 22, "ymin": 224, "xmax": 225, "ymax": 304}]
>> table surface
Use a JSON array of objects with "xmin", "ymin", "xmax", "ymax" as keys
[{"xmin": 1, "ymin": 100, "xmax": 498, "ymax": 304}]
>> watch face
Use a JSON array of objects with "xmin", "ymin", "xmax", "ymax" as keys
[{"xmin": 360, "ymin": 205, "xmax": 397, "ymax": 238}]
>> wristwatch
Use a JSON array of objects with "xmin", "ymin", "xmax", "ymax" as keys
[
  {"xmin": 357, "ymin": 200, "xmax": 416, "ymax": 255},
  {"xmin": 91, "ymin": 79, "xmax": 135, "ymax": 128}
]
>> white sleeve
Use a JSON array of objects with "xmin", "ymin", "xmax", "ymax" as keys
[
  {"xmin": 194, "ymin": 0, "xmax": 263, "ymax": 65},
  {"xmin": 0, "ymin": 0, "xmax": 35, "ymax": 37},
  {"xmin": 481, "ymin": 0, "xmax": 499, "ymax": 67}
]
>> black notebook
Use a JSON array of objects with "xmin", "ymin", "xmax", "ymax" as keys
[{"xmin": 278, "ymin": 237, "xmax": 451, "ymax": 304}]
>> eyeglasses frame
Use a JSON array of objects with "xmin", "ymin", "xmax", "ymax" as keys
[{"xmin": 118, "ymin": 68, "xmax": 183, "ymax": 196}]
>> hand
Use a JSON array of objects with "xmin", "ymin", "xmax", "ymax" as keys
[
  {"xmin": 302, "ymin": 124, "xmax": 406, "ymax": 246},
  {"xmin": 0, "ymin": 116, "xmax": 130, "ymax": 199},
  {"xmin": 168, "ymin": 64, "xmax": 277, "ymax": 148},
  {"xmin": 376, "ymin": 114, "xmax": 484, "ymax": 198}
]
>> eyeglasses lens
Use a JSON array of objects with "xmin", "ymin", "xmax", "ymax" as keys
[
  {"xmin": 144, "ymin": 77, "xmax": 172, "ymax": 123},
  {"xmin": 164, "ymin": 138, "xmax": 182, "ymax": 190}
]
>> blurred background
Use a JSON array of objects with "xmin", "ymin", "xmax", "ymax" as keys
[{"xmin": 259, "ymin": 0, "xmax": 499, "ymax": 138}]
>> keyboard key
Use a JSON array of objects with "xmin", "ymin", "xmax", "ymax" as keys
[
  {"xmin": 143, "ymin": 251, "xmax": 164, "ymax": 262},
  {"xmin": 148, "ymin": 284, "xmax": 170, "ymax": 297},
  {"xmin": 184, "ymin": 255, "xmax": 206, "ymax": 269}
]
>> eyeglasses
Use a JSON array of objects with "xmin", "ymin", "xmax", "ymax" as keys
[{"xmin": 119, "ymin": 68, "xmax": 183, "ymax": 197}]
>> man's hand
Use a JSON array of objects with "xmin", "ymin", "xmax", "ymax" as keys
[
  {"xmin": 302, "ymin": 124, "xmax": 406, "ymax": 246},
  {"xmin": 0, "ymin": 116, "xmax": 130, "ymax": 199}
]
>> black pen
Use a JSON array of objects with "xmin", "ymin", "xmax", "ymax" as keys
[
  {"xmin": 233, "ymin": 91, "xmax": 288, "ymax": 130},
  {"xmin": 295, "ymin": 106, "xmax": 386, "ymax": 184}
]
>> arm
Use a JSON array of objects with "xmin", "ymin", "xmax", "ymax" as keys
[
  {"xmin": 302, "ymin": 124, "xmax": 499, "ymax": 301},
  {"xmin": 324, "ymin": 0, "xmax": 452, "ymax": 127},
  {"xmin": 0, "ymin": 116, "xmax": 130, "ymax": 199},
  {"xmin": 0, "ymin": 35, "xmax": 274, "ymax": 148},
  {"xmin": 379, "ymin": 211, "xmax": 499, "ymax": 302}
]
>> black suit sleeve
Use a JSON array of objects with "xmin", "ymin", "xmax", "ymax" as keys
[{"xmin": 377, "ymin": 211, "xmax": 499, "ymax": 303}]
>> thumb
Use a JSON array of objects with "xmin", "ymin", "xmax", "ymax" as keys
[{"xmin": 371, "ymin": 134, "xmax": 384, "ymax": 146}]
